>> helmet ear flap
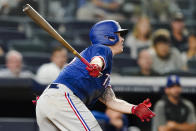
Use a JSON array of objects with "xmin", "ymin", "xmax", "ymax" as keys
[
  {"xmin": 105, "ymin": 35, "xmax": 115, "ymax": 40},
  {"xmin": 105, "ymin": 33, "xmax": 118, "ymax": 43}
]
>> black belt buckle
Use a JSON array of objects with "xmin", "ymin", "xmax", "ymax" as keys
[{"xmin": 49, "ymin": 84, "xmax": 59, "ymax": 89}]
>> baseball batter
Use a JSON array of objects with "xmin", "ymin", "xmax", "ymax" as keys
[{"xmin": 36, "ymin": 20, "xmax": 155, "ymax": 131}]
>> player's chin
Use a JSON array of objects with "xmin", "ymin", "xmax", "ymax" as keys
[{"xmin": 117, "ymin": 48, "xmax": 123, "ymax": 54}]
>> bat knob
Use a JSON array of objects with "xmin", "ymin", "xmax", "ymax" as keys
[{"xmin": 23, "ymin": 4, "xmax": 31, "ymax": 12}]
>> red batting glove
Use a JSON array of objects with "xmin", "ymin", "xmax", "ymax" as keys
[
  {"xmin": 86, "ymin": 64, "xmax": 102, "ymax": 77},
  {"xmin": 131, "ymin": 98, "xmax": 156, "ymax": 122}
]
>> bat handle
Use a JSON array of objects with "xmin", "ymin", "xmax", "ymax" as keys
[{"xmin": 80, "ymin": 57, "xmax": 92, "ymax": 68}]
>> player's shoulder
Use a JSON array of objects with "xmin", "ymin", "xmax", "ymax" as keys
[{"xmin": 182, "ymin": 98, "xmax": 195, "ymax": 109}]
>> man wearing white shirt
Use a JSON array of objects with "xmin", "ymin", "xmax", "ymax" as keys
[
  {"xmin": 0, "ymin": 50, "xmax": 34, "ymax": 78},
  {"xmin": 35, "ymin": 46, "xmax": 67, "ymax": 85}
]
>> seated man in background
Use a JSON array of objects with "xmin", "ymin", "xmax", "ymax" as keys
[
  {"xmin": 149, "ymin": 29, "xmax": 185, "ymax": 75},
  {"xmin": 92, "ymin": 108, "xmax": 128, "ymax": 131},
  {"xmin": 105, "ymin": 108, "xmax": 128, "ymax": 131},
  {"xmin": 137, "ymin": 49, "xmax": 158, "ymax": 76},
  {"xmin": 0, "ymin": 50, "xmax": 34, "ymax": 78},
  {"xmin": 77, "ymin": 0, "xmax": 125, "ymax": 21},
  {"xmin": 152, "ymin": 75, "xmax": 196, "ymax": 131},
  {"xmin": 35, "ymin": 46, "xmax": 67, "ymax": 85},
  {"xmin": 0, "ymin": 0, "xmax": 18, "ymax": 15},
  {"xmin": 170, "ymin": 12, "xmax": 188, "ymax": 52}
]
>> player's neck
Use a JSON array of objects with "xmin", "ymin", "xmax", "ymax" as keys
[
  {"xmin": 107, "ymin": 46, "xmax": 116, "ymax": 56},
  {"xmin": 107, "ymin": 45, "xmax": 121, "ymax": 56}
]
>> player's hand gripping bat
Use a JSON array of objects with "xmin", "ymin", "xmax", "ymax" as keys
[{"xmin": 23, "ymin": 4, "xmax": 97, "ymax": 73}]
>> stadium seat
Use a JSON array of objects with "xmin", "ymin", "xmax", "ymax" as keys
[
  {"xmin": 31, "ymin": 29, "xmax": 55, "ymax": 42},
  {"xmin": 0, "ymin": 118, "xmax": 38, "ymax": 131},
  {"xmin": 7, "ymin": 39, "xmax": 49, "ymax": 53},
  {"xmin": 0, "ymin": 29, "xmax": 26, "ymax": 41},
  {"xmin": 0, "ymin": 55, "xmax": 5, "ymax": 65},
  {"xmin": 112, "ymin": 56, "xmax": 138, "ymax": 74},
  {"xmin": 0, "ymin": 20, "xmax": 19, "ymax": 29},
  {"xmin": 22, "ymin": 52, "xmax": 50, "ymax": 73},
  {"xmin": 188, "ymin": 59, "xmax": 196, "ymax": 71}
]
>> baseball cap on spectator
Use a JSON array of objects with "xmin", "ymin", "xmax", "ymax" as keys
[
  {"xmin": 172, "ymin": 12, "xmax": 184, "ymax": 21},
  {"xmin": 152, "ymin": 29, "xmax": 170, "ymax": 46},
  {"xmin": 166, "ymin": 75, "xmax": 181, "ymax": 88}
]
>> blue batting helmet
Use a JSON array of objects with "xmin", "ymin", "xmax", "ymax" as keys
[
  {"xmin": 89, "ymin": 20, "xmax": 128, "ymax": 45},
  {"xmin": 166, "ymin": 75, "xmax": 181, "ymax": 88}
]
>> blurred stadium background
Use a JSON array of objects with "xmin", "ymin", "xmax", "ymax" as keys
[{"xmin": 0, "ymin": 0, "xmax": 196, "ymax": 131}]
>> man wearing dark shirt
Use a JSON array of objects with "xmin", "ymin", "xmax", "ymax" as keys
[
  {"xmin": 152, "ymin": 75, "xmax": 196, "ymax": 131},
  {"xmin": 170, "ymin": 12, "xmax": 188, "ymax": 52}
]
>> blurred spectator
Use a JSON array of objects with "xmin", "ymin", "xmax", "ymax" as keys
[
  {"xmin": 144, "ymin": 0, "xmax": 180, "ymax": 22},
  {"xmin": 170, "ymin": 12, "xmax": 188, "ymax": 52},
  {"xmin": 152, "ymin": 75, "xmax": 196, "ymax": 131},
  {"xmin": 137, "ymin": 49, "xmax": 158, "ymax": 76},
  {"xmin": 105, "ymin": 108, "xmax": 128, "ymax": 131},
  {"xmin": 125, "ymin": 16, "xmax": 152, "ymax": 59},
  {"xmin": 47, "ymin": 0, "xmax": 77, "ymax": 20},
  {"xmin": 182, "ymin": 32, "xmax": 196, "ymax": 65},
  {"xmin": 9, "ymin": 0, "xmax": 38, "ymax": 16},
  {"xmin": 0, "ymin": 50, "xmax": 34, "ymax": 78},
  {"xmin": 0, "ymin": 0, "xmax": 38, "ymax": 16},
  {"xmin": 35, "ymin": 46, "xmax": 67, "ymax": 85},
  {"xmin": 77, "ymin": 0, "xmax": 125, "ymax": 21},
  {"xmin": 48, "ymin": 0, "xmax": 65, "ymax": 20},
  {"xmin": 0, "ymin": 46, "xmax": 4, "ymax": 56},
  {"xmin": 92, "ymin": 108, "xmax": 128, "ymax": 131},
  {"xmin": 0, "ymin": 0, "xmax": 18, "ymax": 15},
  {"xmin": 149, "ymin": 29, "xmax": 185, "ymax": 75}
]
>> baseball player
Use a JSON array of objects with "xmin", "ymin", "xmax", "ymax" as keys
[{"xmin": 36, "ymin": 20, "xmax": 155, "ymax": 131}]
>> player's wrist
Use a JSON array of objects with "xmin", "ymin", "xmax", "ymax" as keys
[
  {"xmin": 130, "ymin": 105, "xmax": 136, "ymax": 114},
  {"xmin": 86, "ymin": 64, "xmax": 102, "ymax": 77}
]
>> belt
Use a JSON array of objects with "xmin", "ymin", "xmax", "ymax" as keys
[{"xmin": 49, "ymin": 83, "xmax": 59, "ymax": 89}]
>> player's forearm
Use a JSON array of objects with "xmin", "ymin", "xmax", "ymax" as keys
[
  {"xmin": 173, "ymin": 123, "xmax": 196, "ymax": 131},
  {"xmin": 90, "ymin": 56, "xmax": 104, "ymax": 69},
  {"xmin": 105, "ymin": 98, "xmax": 135, "ymax": 114},
  {"xmin": 99, "ymin": 87, "xmax": 155, "ymax": 122},
  {"xmin": 99, "ymin": 87, "xmax": 135, "ymax": 114}
]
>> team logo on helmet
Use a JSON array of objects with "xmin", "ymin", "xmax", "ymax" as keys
[{"xmin": 89, "ymin": 20, "xmax": 128, "ymax": 45}]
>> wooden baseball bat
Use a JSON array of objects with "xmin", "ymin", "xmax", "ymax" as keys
[{"xmin": 23, "ymin": 4, "xmax": 91, "ymax": 67}]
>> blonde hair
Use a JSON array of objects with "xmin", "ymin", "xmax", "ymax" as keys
[
  {"xmin": 132, "ymin": 16, "xmax": 151, "ymax": 39},
  {"xmin": 152, "ymin": 29, "xmax": 170, "ymax": 41}
]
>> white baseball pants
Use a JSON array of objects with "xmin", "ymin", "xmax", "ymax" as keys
[{"xmin": 36, "ymin": 83, "xmax": 102, "ymax": 131}]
